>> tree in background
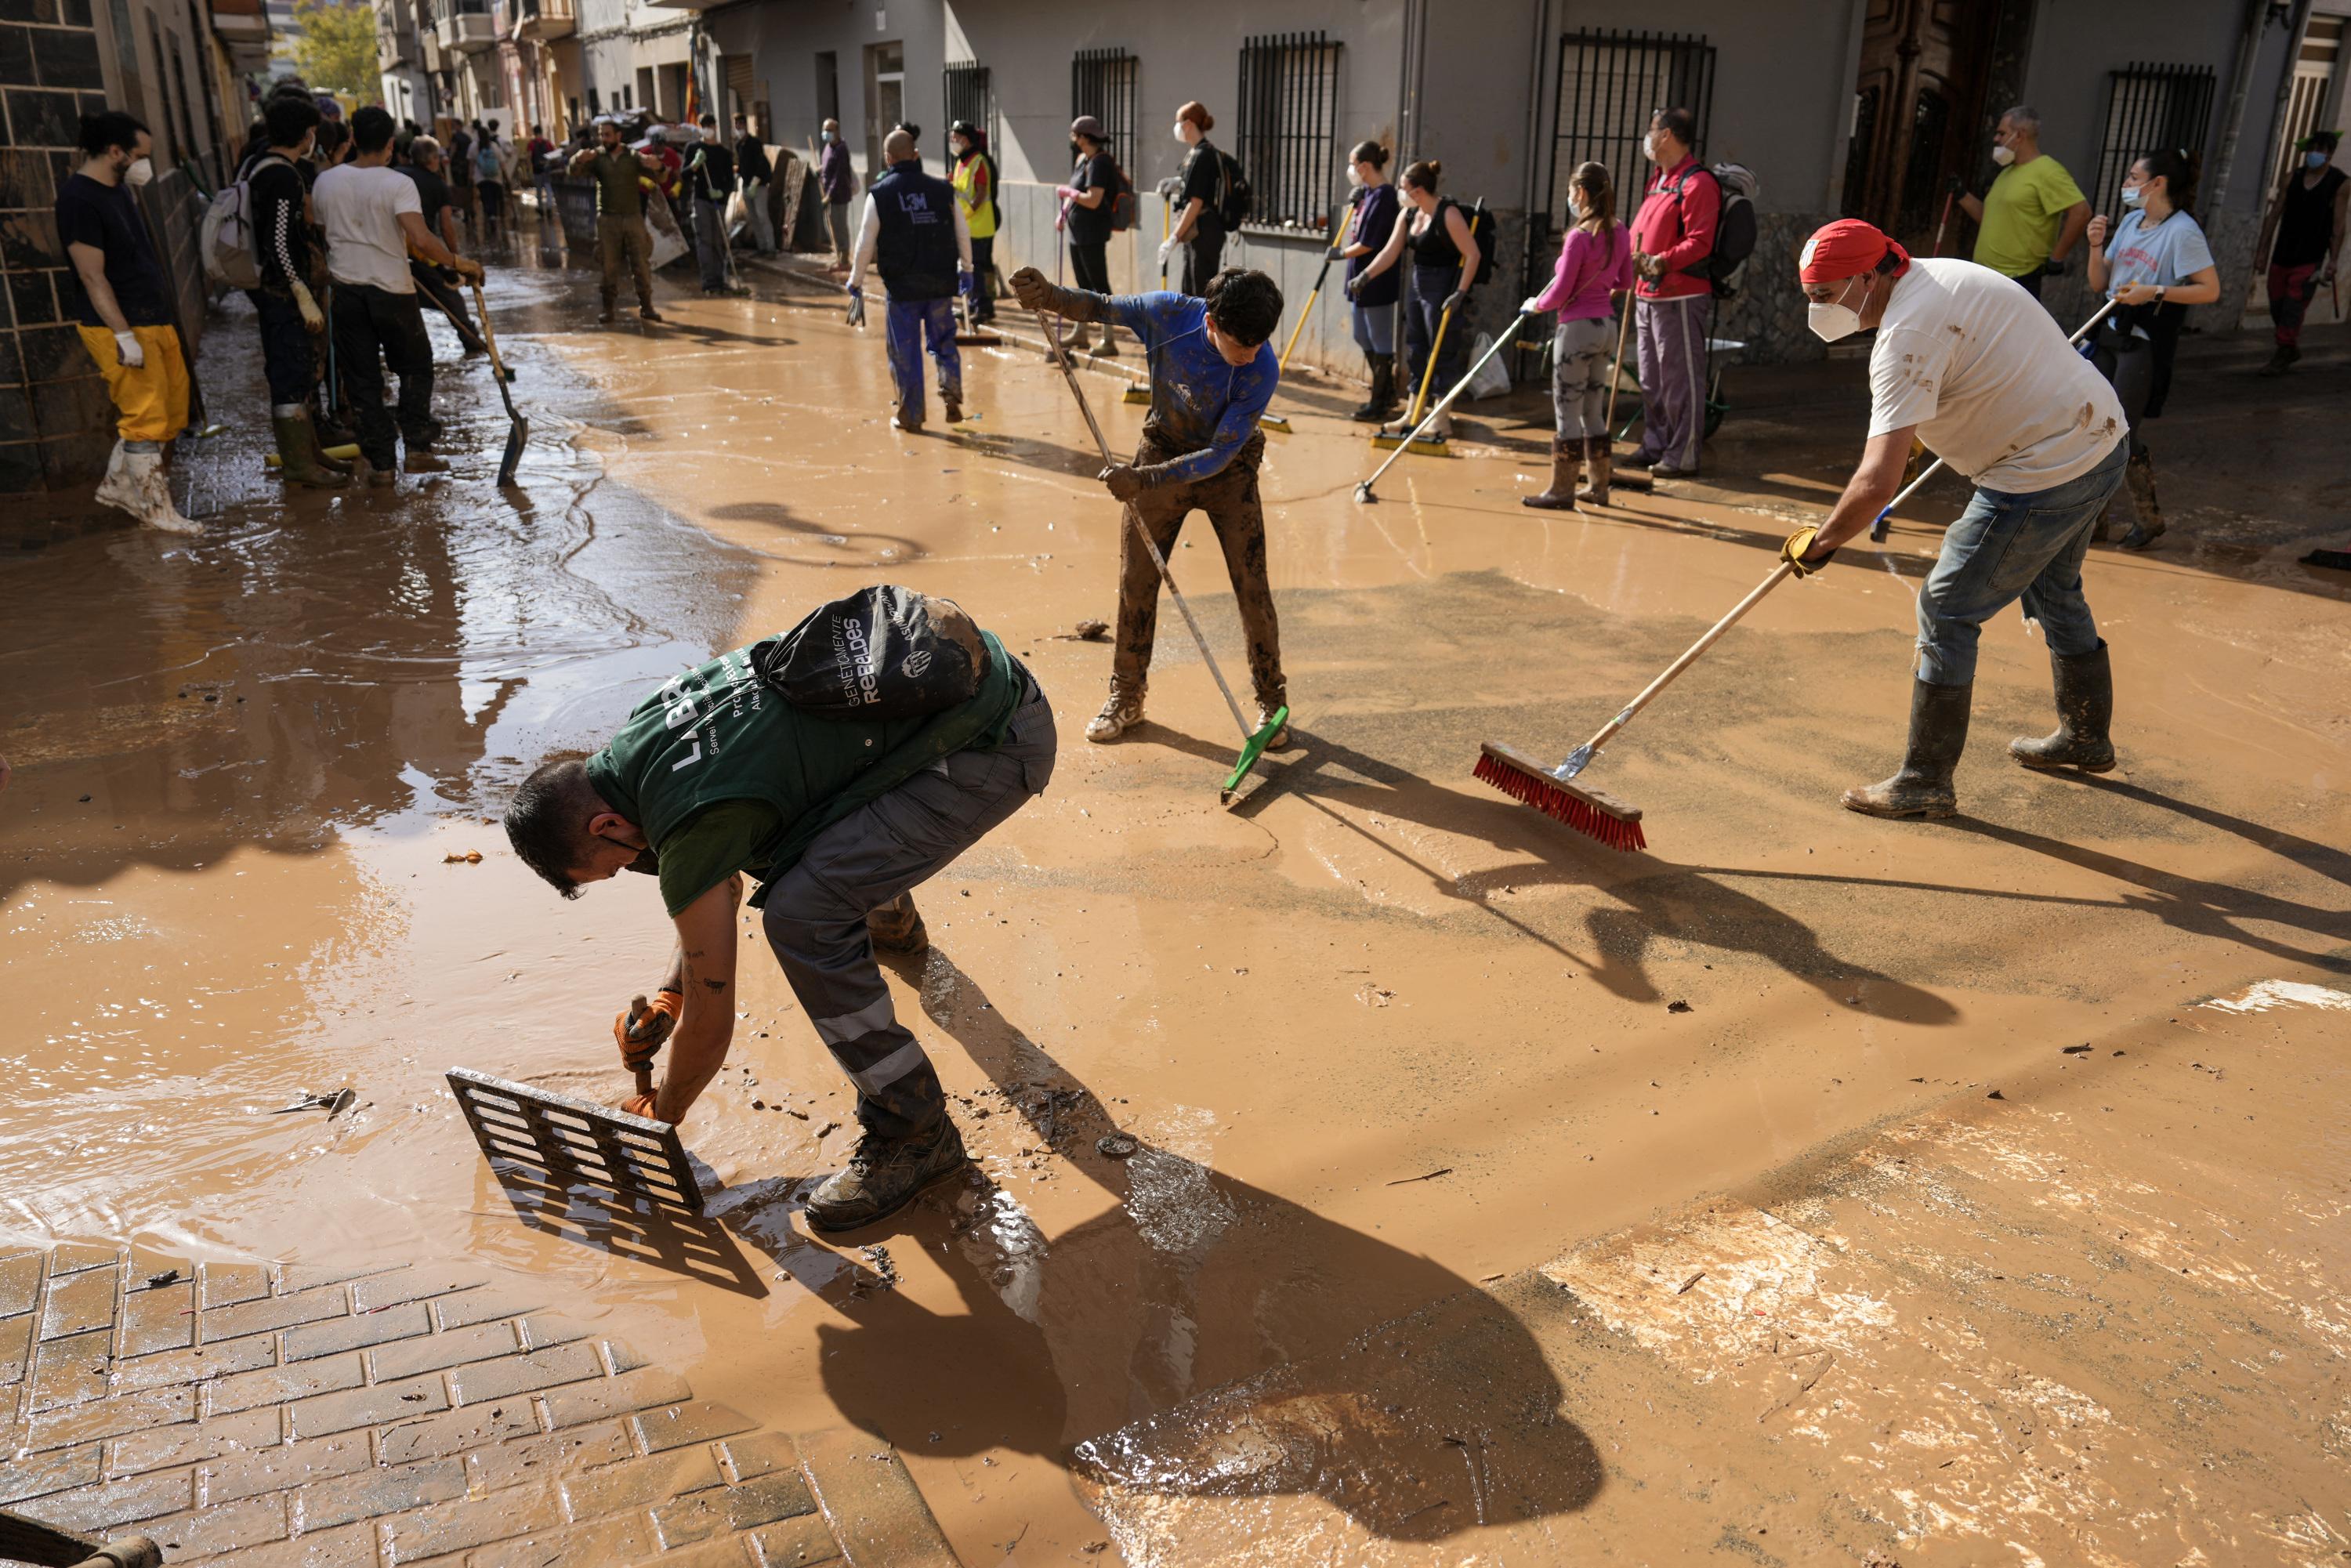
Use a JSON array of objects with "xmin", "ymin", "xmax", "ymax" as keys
[{"xmin": 291, "ymin": 0, "xmax": 378, "ymax": 106}]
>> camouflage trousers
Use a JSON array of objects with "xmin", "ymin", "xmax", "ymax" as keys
[
  {"xmin": 1112, "ymin": 431, "xmax": 1286, "ymax": 712},
  {"xmin": 760, "ymin": 675, "xmax": 1054, "ymax": 1138}
]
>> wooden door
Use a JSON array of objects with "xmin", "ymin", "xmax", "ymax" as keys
[{"xmin": 1844, "ymin": 0, "xmax": 1998, "ymax": 255}]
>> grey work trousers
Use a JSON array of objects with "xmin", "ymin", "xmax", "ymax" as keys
[{"xmin": 761, "ymin": 677, "xmax": 1056, "ymax": 1139}]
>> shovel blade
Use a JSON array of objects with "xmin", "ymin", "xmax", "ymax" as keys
[
  {"xmin": 497, "ymin": 415, "xmax": 528, "ymax": 486},
  {"xmin": 1219, "ymin": 704, "xmax": 1288, "ymax": 805}
]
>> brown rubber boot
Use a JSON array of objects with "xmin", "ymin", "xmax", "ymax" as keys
[
  {"xmin": 1577, "ymin": 435, "xmax": 1612, "ymax": 504},
  {"xmin": 2117, "ymin": 453, "xmax": 2165, "ymax": 550},
  {"xmin": 1521, "ymin": 438, "xmax": 1581, "ymax": 510},
  {"xmin": 1842, "ymin": 679, "xmax": 1972, "ymax": 819},
  {"xmin": 2009, "ymin": 642, "xmax": 2115, "ymax": 773},
  {"xmin": 866, "ymin": 893, "xmax": 929, "ymax": 954}
]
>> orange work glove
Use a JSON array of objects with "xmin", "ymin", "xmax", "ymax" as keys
[{"xmin": 614, "ymin": 988, "xmax": 682, "ymax": 1070}]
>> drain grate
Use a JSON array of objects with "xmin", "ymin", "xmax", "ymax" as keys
[{"xmin": 447, "ymin": 1067, "xmax": 704, "ymax": 1212}]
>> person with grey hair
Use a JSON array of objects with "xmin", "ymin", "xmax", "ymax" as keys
[
  {"xmin": 819, "ymin": 116, "xmax": 855, "ymax": 272},
  {"xmin": 1954, "ymin": 106, "xmax": 2090, "ymax": 303}
]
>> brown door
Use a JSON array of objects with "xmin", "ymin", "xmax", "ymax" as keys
[{"xmin": 1843, "ymin": 0, "xmax": 1999, "ymax": 255}]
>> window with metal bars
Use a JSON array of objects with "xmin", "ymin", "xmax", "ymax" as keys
[
  {"xmin": 2090, "ymin": 63, "xmax": 2215, "ymax": 217},
  {"xmin": 1546, "ymin": 28, "xmax": 1714, "ymax": 229},
  {"xmin": 943, "ymin": 61, "xmax": 995, "ymax": 152},
  {"xmin": 1235, "ymin": 31, "xmax": 1342, "ymax": 234},
  {"xmin": 1071, "ymin": 48, "xmax": 1137, "ymax": 160}
]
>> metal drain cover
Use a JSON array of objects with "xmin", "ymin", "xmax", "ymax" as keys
[{"xmin": 447, "ymin": 1067, "xmax": 704, "ymax": 1212}]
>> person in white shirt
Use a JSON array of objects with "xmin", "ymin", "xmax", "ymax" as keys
[
  {"xmin": 313, "ymin": 105, "xmax": 480, "ymax": 483},
  {"xmin": 1781, "ymin": 219, "xmax": 2129, "ymax": 820}
]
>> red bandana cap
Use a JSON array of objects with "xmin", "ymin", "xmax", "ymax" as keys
[{"xmin": 1799, "ymin": 219, "xmax": 1911, "ymax": 285}]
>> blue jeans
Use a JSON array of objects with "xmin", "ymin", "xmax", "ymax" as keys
[
  {"xmin": 885, "ymin": 296, "xmax": 961, "ymax": 419},
  {"xmin": 1350, "ymin": 299, "xmax": 1394, "ymax": 357},
  {"xmin": 1915, "ymin": 439, "xmax": 2127, "ymax": 686}
]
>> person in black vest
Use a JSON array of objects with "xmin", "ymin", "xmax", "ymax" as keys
[{"xmin": 848, "ymin": 127, "xmax": 975, "ymax": 431}]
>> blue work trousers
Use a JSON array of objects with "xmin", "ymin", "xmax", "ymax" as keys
[{"xmin": 886, "ymin": 296, "xmax": 961, "ymax": 420}]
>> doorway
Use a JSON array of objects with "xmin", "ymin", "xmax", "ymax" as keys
[
  {"xmin": 864, "ymin": 40, "xmax": 904, "ymax": 175},
  {"xmin": 1842, "ymin": 0, "xmax": 2001, "ymax": 256}
]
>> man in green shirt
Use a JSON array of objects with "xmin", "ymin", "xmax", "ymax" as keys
[
  {"xmin": 1956, "ymin": 105, "xmax": 2090, "ymax": 304},
  {"xmin": 567, "ymin": 117, "xmax": 665, "ymax": 324},
  {"xmin": 503, "ymin": 614, "xmax": 1056, "ymax": 1231}
]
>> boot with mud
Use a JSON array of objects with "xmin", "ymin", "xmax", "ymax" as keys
[
  {"xmin": 403, "ymin": 449, "xmax": 451, "ymax": 475},
  {"xmin": 1256, "ymin": 701, "xmax": 1292, "ymax": 751},
  {"xmin": 93, "ymin": 440, "xmax": 137, "ymax": 516},
  {"xmin": 890, "ymin": 400, "xmax": 924, "ymax": 433},
  {"xmin": 270, "ymin": 405, "xmax": 350, "ymax": 489},
  {"xmin": 2117, "ymin": 452, "xmax": 2165, "ymax": 550},
  {"xmin": 804, "ymin": 1116, "xmax": 969, "ymax": 1232},
  {"xmin": 1521, "ymin": 438, "xmax": 1581, "ymax": 511},
  {"xmin": 120, "ymin": 444, "xmax": 199, "ymax": 534},
  {"xmin": 1841, "ymin": 679, "xmax": 1972, "ymax": 819},
  {"xmin": 2258, "ymin": 344, "xmax": 2298, "ymax": 378},
  {"xmin": 866, "ymin": 893, "xmax": 929, "ymax": 955},
  {"xmin": 639, "ymin": 304, "xmax": 665, "ymax": 324},
  {"xmin": 1091, "ymin": 322, "xmax": 1121, "ymax": 358},
  {"xmin": 1086, "ymin": 686, "xmax": 1146, "ymax": 744},
  {"xmin": 1351, "ymin": 354, "xmax": 1398, "ymax": 422},
  {"xmin": 2009, "ymin": 641, "xmax": 2115, "ymax": 773},
  {"xmin": 1577, "ymin": 435, "xmax": 1613, "ymax": 504},
  {"xmin": 599, "ymin": 292, "xmax": 618, "ymax": 324}
]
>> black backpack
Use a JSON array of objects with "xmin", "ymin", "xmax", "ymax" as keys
[
  {"xmin": 1661, "ymin": 162, "xmax": 1759, "ymax": 297},
  {"xmin": 1464, "ymin": 199, "xmax": 1498, "ymax": 286},
  {"xmin": 752, "ymin": 585, "xmax": 984, "ymax": 720},
  {"xmin": 1215, "ymin": 147, "xmax": 1253, "ymax": 229},
  {"xmin": 1108, "ymin": 158, "xmax": 1137, "ymax": 232}
]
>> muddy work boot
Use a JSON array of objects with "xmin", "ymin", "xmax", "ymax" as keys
[
  {"xmin": 639, "ymin": 304, "xmax": 665, "ymax": 324},
  {"xmin": 1255, "ymin": 701, "xmax": 1292, "ymax": 752},
  {"xmin": 1577, "ymin": 436, "xmax": 1612, "ymax": 504},
  {"xmin": 270, "ymin": 405, "xmax": 350, "ymax": 489},
  {"xmin": 93, "ymin": 440, "xmax": 136, "ymax": 516},
  {"xmin": 120, "ymin": 444, "xmax": 198, "ymax": 534},
  {"xmin": 1842, "ymin": 679, "xmax": 1972, "ymax": 820},
  {"xmin": 805, "ymin": 1117, "xmax": 969, "ymax": 1233},
  {"xmin": 599, "ymin": 292, "xmax": 618, "ymax": 324},
  {"xmin": 2257, "ymin": 344, "xmax": 2298, "ymax": 378},
  {"xmin": 1351, "ymin": 354, "xmax": 1398, "ymax": 423},
  {"xmin": 1521, "ymin": 438, "xmax": 1581, "ymax": 511},
  {"xmin": 2117, "ymin": 452, "xmax": 2165, "ymax": 551},
  {"xmin": 940, "ymin": 386, "xmax": 965, "ymax": 424},
  {"xmin": 2009, "ymin": 641, "xmax": 2115, "ymax": 773},
  {"xmin": 890, "ymin": 401, "xmax": 924, "ymax": 433},
  {"xmin": 866, "ymin": 893, "xmax": 929, "ymax": 955},
  {"xmin": 1086, "ymin": 688, "xmax": 1145, "ymax": 744}
]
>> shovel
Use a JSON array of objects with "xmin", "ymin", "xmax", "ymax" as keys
[{"xmin": 471, "ymin": 279, "xmax": 528, "ymax": 485}]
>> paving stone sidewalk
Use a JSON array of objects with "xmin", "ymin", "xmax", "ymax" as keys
[{"xmin": 0, "ymin": 1247, "xmax": 959, "ymax": 1566}]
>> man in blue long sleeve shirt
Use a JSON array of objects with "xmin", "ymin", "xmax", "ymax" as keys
[{"xmin": 1012, "ymin": 263, "xmax": 1291, "ymax": 746}]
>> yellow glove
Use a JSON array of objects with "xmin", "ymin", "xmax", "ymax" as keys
[
  {"xmin": 1781, "ymin": 527, "xmax": 1835, "ymax": 578},
  {"xmin": 292, "ymin": 281, "xmax": 324, "ymax": 334},
  {"xmin": 614, "ymin": 988, "xmax": 682, "ymax": 1070}
]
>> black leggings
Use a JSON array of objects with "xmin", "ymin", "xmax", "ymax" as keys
[{"xmin": 1069, "ymin": 237, "xmax": 1110, "ymax": 296}]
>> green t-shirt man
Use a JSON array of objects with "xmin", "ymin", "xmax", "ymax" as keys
[
  {"xmin": 1972, "ymin": 154, "xmax": 2087, "ymax": 279},
  {"xmin": 581, "ymin": 145, "xmax": 648, "ymax": 219}
]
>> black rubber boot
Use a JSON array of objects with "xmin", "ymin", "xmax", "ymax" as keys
[
  {"xmin": 2010, "ymin": 641, "xmax": 2114, "ymax": 773},
  {"xmin": 806, "ymin": 1117, "xmax": 969, "ymax": 1232},
  {"xmin": 1351, "ymin": 355, "xmax": 1396, "ymax": 422},
  {"xmin": 1842, "ymin": 679, "xmax": 1972, "ymax": 819}
]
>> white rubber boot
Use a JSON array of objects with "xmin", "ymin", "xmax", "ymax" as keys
[
  {"xmin": 92, "ymin": 440, "xmax": 138, "ymax": 516},
  {"xmin": 122, "ymin": 443, "xmax": 199, "ymax": 534}
]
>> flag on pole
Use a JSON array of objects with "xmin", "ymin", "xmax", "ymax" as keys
[{"xmin": 684, "ymin": 74, "xmax": 701, "ymax": 127}]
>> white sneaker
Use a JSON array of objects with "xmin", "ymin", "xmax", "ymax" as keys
[
  {"xmin": 1255, "ymin": 704, "xmax": 1292, "ymax": 751},
  {"xmin": 1085, "ymin": 692, "xmax": 1144, "ymax": 744},
  {"xmin": 124, "ymin": 448, "xmax": 199, "ymax": 534}
]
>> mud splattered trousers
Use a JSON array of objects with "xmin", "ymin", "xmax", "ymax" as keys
[
  {"xmin": 1633, "ymin": 292, "xmax": 1706, "ymax": 469},
  {"xmin": 1549, "ymin": 313, "xmax": 1615, "ymax": 440},
  {"xmin": 2088, "ymin": 326, "xmax": 2163, "ymax": 533},
  {"xmin": 885, "ymin": 296, "xmax": 961, "ymax": 421},
  {"xmin": 77, "ymin": 324, "xmax": 187, "ymax": 443},
  {"xmin": 761, "ymin": 675, "xmax": 1055, "ymax": 1139},
  {"xmin": 329, "ymin": 282, "xmax": 435, "ymax": 471},
  {"xmin": 2266, "ymin": 262, "xmax": 2321, "ymax": 347},
  {"xmin": 596, "ymin": 213, "xmax": 656, "ymax": 313},
  {"xmin": 1112, "ymin": 431, "xmax": 1285, "ymax": 712},
  {"xmin": 1914, "ymin": 438, "xmax": 2126, "ymax": 686}
]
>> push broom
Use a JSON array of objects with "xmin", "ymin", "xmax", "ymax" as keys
[
  {"xmin": 1868, "ymin": 296, "xmax": 2118, "ymax": 541},
  {"xmin": 1370, "ymin": 255, "xmax": 1472, "ymax": 458},
  {"xmin": 1473, "ymin": 556, "xmax": 1807, "ymax": 850},
  {"xmin": 1353, "ymin": 306, "xmax": 1533, "ymax": 502},
  {"xmin": 1033, "ymin": 305, "xmax": 1288, "ymax": 804}
]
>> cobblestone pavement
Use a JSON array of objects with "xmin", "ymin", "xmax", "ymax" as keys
[{"xmin": 0, "ymin": 1248, "xmax": 958, "ymax": 1566}]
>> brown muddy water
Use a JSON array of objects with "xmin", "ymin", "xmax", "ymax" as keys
[{"xmin": 5, "ymin": 230, "xmax": 2348, "ymax": 1562}]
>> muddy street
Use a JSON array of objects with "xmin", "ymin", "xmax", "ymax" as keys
[{"xmin": 4, "ymin": 227, "xmax": 2348, "ymax": 1566}]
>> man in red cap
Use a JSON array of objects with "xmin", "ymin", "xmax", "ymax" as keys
[{"xmin": 1780, "ymin": 219, "xmax": 2129, "ymax": 819}]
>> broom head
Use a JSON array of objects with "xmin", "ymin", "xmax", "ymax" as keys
[{"xmin": 1473, "ymin": 741, "xmax": 1645, "ymax": 851}]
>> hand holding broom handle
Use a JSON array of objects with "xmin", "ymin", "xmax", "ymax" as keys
[
  {"xmin": 1553, "ymin": 559, "xmax": 1798, "ymax": 780},
  {"xmin": 1867, "ymin": 295, "xmax": 2122, "ymax": 541}
]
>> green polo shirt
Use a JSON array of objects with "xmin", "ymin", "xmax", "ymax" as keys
[{"xmin": 1972, "ymin": 155, "xmax": 2086, "ymax": 279}]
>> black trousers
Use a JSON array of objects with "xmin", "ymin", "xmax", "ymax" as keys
[
  {"xmin": 1182, "ymin": 227, "xmax": 1225, "ymax": 295},
  {"xmin": 249, "ymin": 287, "xmax": 314, "ymax": 405},
  {"xmin": 330, "ymin": 280, "xmax": 434, "ymax": 469},
  {"xmin": 969, "ymin": 234, "xmax": 995, "ymax": 320},
  {"xmin": 1070, "ymin": 237, "xmax": 1110, "ymax": 295}
]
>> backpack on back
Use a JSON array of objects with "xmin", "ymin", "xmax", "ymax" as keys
[
  {"xmin": 1464, "ymin": 198, "xmax": 1499, "ymax": 286},
  {"xmin": 201, "ymin": 154, "xmax": 285, "ymax": 292},
  {"xmin": 1108, "ymin": 158, "xmax": 1137, "ymax": 232},
  {"xmin": 1214, "ymin": 147, "xmax": 1253, "ymax": 229},
  {"xmin": 1661, "ymin": 161, "xmax": 1759, "ymax": 297}
]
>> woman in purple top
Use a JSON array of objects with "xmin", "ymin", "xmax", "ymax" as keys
[
  {"xmin": 1337, "ymin": 139, "xmax": 1403, "ymax": 422},
  {"xmin": 1523, "ymin": 161, "xmax": 1635, "ymax": 509}
]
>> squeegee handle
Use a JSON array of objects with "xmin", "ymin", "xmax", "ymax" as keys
[
  {"xmin": 1869, "ymin": 295, "xmax": 2123, "ymax": 542},
  {"xmin": 1575, "ymin": 560, "xmax": 1797, "ymax": 762},
  {"xmin": 1359, "ymin": 310, "xmax": 1532, "ymax": 497},
  {"xmin": 1033, "ymin": 305, "xmax": 1115, "ymax": 465},
  {"xmin": 1276, "ymin": 245, "xmax": 1341, "ymax": 371}
]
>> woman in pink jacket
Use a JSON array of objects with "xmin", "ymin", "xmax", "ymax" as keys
[{"xmin": 1523, "ymin": 161, "xmax": 1635, "ymax": 509}]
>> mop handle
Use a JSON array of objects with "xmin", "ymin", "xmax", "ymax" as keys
[
  {"xmin": 1568, "ymin": 560, "xmax": 1797, "ymax": 766},
  {"xmin": 1359, "ymin": 310, "xmax": 1532, "ymax": 496},
  {"xmin": 1032, "ymin": 306, "xmax": 1255, "ymax": 743},
  {"xmin": 1870, "ymin": 295, "xmax": 2121, "ymax": 541},
  {"xmin": 1601, "ymin": 288, "xmax": 1634, "ymax": 435}
]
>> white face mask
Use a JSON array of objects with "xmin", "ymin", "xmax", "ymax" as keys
[
  {"xmin": 1173, "ymin": 122, "xmax": 1191, "ymax": 146},
  {"xmin": 1807, "ymin": 275, "xmax": 1865, "ymax": 342},
  {"xmin": 124, "ymin": 155, "xmax": 154, "ymax": 186},
  {"xmin": 1346, "ymin": 163, "xmax": 1363, "ymax": 188},
  {"xmin": 1990, "ymin": 143, "xmax": 2016, "ymax": 167},
  {"xmin": 1642, "ymin": 132, "xmax": 1660, "ymax": 164}
]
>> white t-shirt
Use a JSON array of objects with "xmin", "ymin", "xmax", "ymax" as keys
[
  {"xmin": 1867, "ymin": 258, "xmax": 2126, "ymax": 494},
  {"xmin": 313, "ymin": 162, "xmax": 422, "ymax": 294}
]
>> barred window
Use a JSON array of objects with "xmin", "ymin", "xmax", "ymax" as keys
[
  {"xmin": 1235, "ymin": 31, "xmax": 1343, "ymax": 234},
  {"xmin": 1548, "ymin": 28, "xmax": 1714, "ymax": 227},
  {"xmin": 1071, "ymin": 47, "xmax": 1137, "ymax": 161},
  {"xmin": 2092, "ymin": 63, "xmax": 2215, "ymax": 216},
  {"xmin": 943, "ymin": 61, "xmax": 994, "ymax": 152}
]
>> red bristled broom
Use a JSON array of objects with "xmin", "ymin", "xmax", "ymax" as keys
[{"xmin": 1475, "ymin": 559, "xmax": 1802, "ymax": 850}]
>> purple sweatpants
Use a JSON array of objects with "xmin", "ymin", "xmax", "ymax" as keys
[{"xmin": 1634, "ymin": 294, "xmax": 1707, "ymax": 470}]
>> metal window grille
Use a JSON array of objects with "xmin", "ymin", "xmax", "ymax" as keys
[
  {"xmin": 2092, "ymin": 63, "xmax": 2215, "ymax": 217},
  {"xmin": 1071, "ymin": 48, "xmax": 1138, "ymax": 161},
  {"xmin": 1547, "ymin": 29, "xmax": 1714, "ymax": 230},
  {"xmin": 943, "ymin": 61, "xmax": 996, "ymax": 153},
  {"xmin": 1235, "ymin": 31, "xmax": 1343, "ymax": 234}
]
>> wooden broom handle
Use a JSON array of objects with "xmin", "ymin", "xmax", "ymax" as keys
[{"xmin": 1576, "ymin": 561, "xmax": 1796, "ymax": 761}]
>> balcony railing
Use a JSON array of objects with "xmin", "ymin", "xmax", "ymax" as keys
[
  {"xmin": 434, "ymin": 0, "xmax": 493, "ymax": 53},
  {"xmin": 513, "ymin": 0, "xmax": 572, "ymax": 40}
]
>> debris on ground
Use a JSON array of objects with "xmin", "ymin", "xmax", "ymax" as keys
[
  {"xmin": 1667, "ymin": 999, "xmax": 1693, "ymax": 1013},
  {"xmin": 1386, "ymin": 1167, "xmax": 1453, "ymax": 1186},
  {"xmin": 443, "ymin": 849, "xmax": 484, "ymax": 864},
  {"xmin": 1096, "ymin": 1132, "xmax": 1139, "ymax": 1158},
  {"xmin": 1050, "ymin": 618, "xmax": 1111, "ymax": 641},
  {"xmin": 270, "ymin": 1088, "xmax": 357, "ymax": 1117}
]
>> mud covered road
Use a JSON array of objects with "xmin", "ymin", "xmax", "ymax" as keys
[{"xmin": 4, "ymin": 235, "xmax": 2346, "ymax": 1563}]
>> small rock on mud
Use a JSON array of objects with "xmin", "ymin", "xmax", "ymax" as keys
[{"xmin": 1096, "ymin": 1132, "xmax": 1139, "ymax": 1159}]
